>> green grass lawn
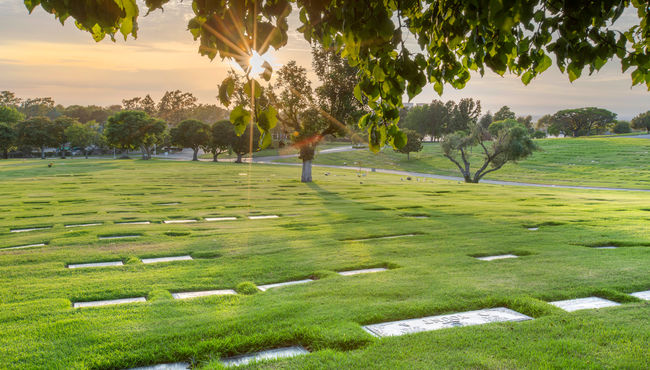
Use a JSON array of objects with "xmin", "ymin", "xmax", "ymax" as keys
[
  {"xmin": 276, "ymin": 137, "xmax": 650, "ymax": 189},
  {"xmin": 0, "ymin": 158, "xmax": 648, "ymax": 369}
]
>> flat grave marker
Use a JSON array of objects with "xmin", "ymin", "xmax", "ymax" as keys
[
  {"xmin": 73, "ymin": 297, "xmax": 146, "ymax": 308},
  {"xmin": 257, "ymin": 279, "xmax": 313, "ymax": 291},
  {"xmin": 363, "ymin": 307, "xmax": 532, "ymax": 337},
  {"xmin": 1, "ymin": 243, "xmax": 46, "ymax": 251},
  {"xmin": 163, "ymin": 220, "xmax": 197, "ymax": 224},
  {"xmin": 171, "ymin": 289, "xmax": 236, "ymax": 300},
  {"xmin": 629, "ymin": 290, "xmax": 650, "ymax": 300},
  {"xmin": 129, "ymin": 363, "xmax": 189, "ymax": 370},
  {"xmin": 10, "ymin": 226, "xmax": 52, "ymax": 233},
  {"xmin": 65, "ymin": 223, "xmax": 102, "ymax": 228},
  {"xmin": 205, "ymin": 217, "xmax": 237, "ymax": 221},
  {"xmin": 115, "ymin": 221, "xmax": 151, "ymax": 225},
  {"xmin": 475, "ymin": 254, "xmax": 518, "ymax": 261},
  {"xmin": 528, "ymin": 227, "xmax": 539, "ymax": 231},
  {"xmin": 68, "ymin": 261, "xmax": 124, "ymax": 269},
  {"xmin": 338, "ymin": 268, "xmax": 388, "ymax": 276},
  {"xmin": 221, "ymin": 346, "xmax": 309, "ymax": 367},
  {"xmin": 156, "ymin": 203, "xmax": 180, "ymax": 206},
  {"xmin": 248, "ymin": 215, "xmax": 279, "ymax": 220},
  {"xmin": 593, "ymin": 246, "xmax": 617, "ymax": 249},
  {"xmin": 549, "ymin": 297, "xmax": 620, "ymax": 312},
  {"xmin": 142, "ymin": 255, "xmax": 193, "ymax": 264}
]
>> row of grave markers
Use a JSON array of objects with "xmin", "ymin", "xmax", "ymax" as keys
[
  {"xmin": 129, "ymin": 288, "xmax": 650, "ymax": 369},
  {"xmin": 6, "ymin": 214, "xmax": 280, "ymax": 233}
]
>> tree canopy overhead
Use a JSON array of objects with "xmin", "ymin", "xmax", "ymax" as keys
[{"xmin": 25, "ymin": 0, "xmax": 650, "ymax": 149}]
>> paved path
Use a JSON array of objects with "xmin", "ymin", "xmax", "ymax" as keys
[
  {"xmin": 254, "ymin": 161, "xmax": 650, "ymax": 193},
  {"xmin": 621, "ymin": 133, "xmax": 650, "ymax": 139}
]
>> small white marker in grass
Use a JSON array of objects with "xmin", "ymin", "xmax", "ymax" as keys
[
  {"xmin": 593, "ymin": 246, "xmax": 617, "ymax": 249},
  {"xmin": 115, "ymin": 221, "xmax": 151, "ymax": 225},
  {"xmin": 475, "ymin": 254, "xmax": 518, "ymax": 261},
  {"xmin": 163, "ymin": 219, "xmax": 197, "ymax": 224},
  {"xmin": 10, "ymin": 226, "xmax": 51, "ymax": 233},
  {"xmin": 248, "ymin": 215, "xmax": 279, "ymax": 220},
  {"xmin": 549, "ymin": 297, "xmax": 620, "ymax": 312},
  {"xmin": 528, "ymin": 227, "xmax": 539, "ymax": 231},
  {"xmin": 65, "ymin": 223, "xmax": 102, "ymax": 228},
  {"xmin": 221, "ymin": 346, "xmax": 309, "ymax": 367},
  {"xmin": 363, "ymin": 307, "xmax": 532, "ymax": 337},
  {"xmin": 141, "ymin": 255, "xmax": 193, "ymax": 264},
  {"xmin": 1, "ymin": 243, "xmax": 46, "ymax": 251},
  {"xmin": 73, "ymin": 297, "xmax": 146, "ymax": 308},
  {"xmin": 257, "ymin": 279, "xmax": 313, "ymax": 291},
  {"xmin": 630, "ymin": 290, "xmax": 650, "ymax": 300},
  {"xmin": 129, "ymin": 362, "xmax": 190, "ymax": 370},
  {"xmin": 338, "ymin": 268, "xmax": 388, "ymax": 276},
  {"xmin": 205, "ymin": 217, "xmax": 237, "ymax": 221},
  {"xmin": 171, "ymin": 289, "xmax": 236, "ymax": 299},
  {"xmin": 68, "ymin": 261, "xmax": 123, "ymax": 269},
  {"xmin": 156, "ymin": 202, "xmax": 180, "ymax": 206}
]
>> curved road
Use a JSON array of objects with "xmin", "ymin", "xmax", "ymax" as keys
[{"xmin": 159, "ymin": 145, "xmax": 650, "ymax": 193}]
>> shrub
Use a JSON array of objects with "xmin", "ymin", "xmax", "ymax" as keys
[
  {"xmin": 532, "ymin": 130, "xmax": 546, "ymax": 139},
  {"xmin": 235, "ymin": 281, "xmax": 259, "ymax": 295},
  {"xmin": 612, "ymin": 121, "xmax": 631, "ymax": 134}
]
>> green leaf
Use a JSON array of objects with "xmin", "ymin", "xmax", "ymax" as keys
[
  {"xmin": 353, "ymin": 84, "xmax": 363, "ymax": 102},
  {"xmin": 392, "ymin": 129, "xmax": 407, "ymax": 149},
  {"xmin": 244, "ymin": 79, "xmax": 262, "ymax": 99},
  {"xmin": 229, "ymin": 105, "xmax": 250, "ymax": 136},
  {"xmin": 261, "ymin": 61, "xmax": 273, "ymax": 81},
  {"xmin": 433, "ymin": 81, "xmax": 443, "ymax": 95},
  {"xmin": 535, "ymin": 55, "xmax": 552, "ymax": 74},
  {"xmin": 218, "ymin": 77, "xmax": 235, "ymax": 107},
  {"xmin": 257, "ymin": 106, "xmax": 278, "ymax": 131},
  {"xmin": 259, "ymin": 132, "xmax": 273, "ymax": 149},
  {"xmin": 521, "ymin": 71, "xmax": 533, "ymax": 85}
]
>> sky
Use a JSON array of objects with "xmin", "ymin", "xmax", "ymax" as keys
[{"xmin": 0, "ymin": 1, "xmax": 648, "ymax": 120}]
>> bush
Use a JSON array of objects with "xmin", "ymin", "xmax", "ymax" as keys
[
  {"xmin": 532, "ymin": 130, "xmax": 546, "ymax": 139},
  {"xmin": 235, "ymin": 281, "xmax": 259, "ymax": 295},
  {"xmin": 613, "ymin": 121, "xmax": 631, "ymax": 134}
]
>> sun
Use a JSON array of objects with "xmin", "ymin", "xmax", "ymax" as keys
[{"xmin": 247, "ymin": 51, "xmax": 271, "ymax": 75}]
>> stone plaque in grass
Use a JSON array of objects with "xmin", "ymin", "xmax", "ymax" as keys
[
  {"xmin": 248, "ymin": 215, "xmax": 279, "ymax": 220},
  {"xmin": 630, "ymin": 290, "xmax": 650, "ymax": 300},
  {"xmin": 221, "ymin": 346, "xmax": 309, "ymax": 367},
  {"xmin": 163, "ymin": 219, "xmax": 197, "ymax": 224},
  {"xmin": 68, "ymin": 261, "xmax": 123, "ymax": 269},
  {"xmin": 475, "ymin": 254, "xmax": 518, "ymax": 261},
  {"xmin": 10, "ymin": 226, "xmax": 52, "ymax": 233},
  {"xmin": 549, "ymin": 297, "xmax": 620, "ymax": 312},
  {"xmin": 99, "ymin": 235, "xmax": 141, "ymax": 240},
  {"xmin": 171, "ymin": 290, "xmax": 236, "ymax": 300},
  {"xmin": 338, "ymin": 268, "xmax": 388, "ymax": 276},
  {"xmin": 1, "ymin": 243, "xmax": 46, "ymax": 251},
  {"xmin": 129, "ymin": 362, "xmax": 189, "ymax": 370},
  {"xmin": 73, "ymin": 297, "xmax": 146, "ymax": 308},
  {"xmin": 141, "ymin": 255, "xmax": 192, "ymax": 264},
  {"xmin": 363, "ymin": 307, "xmax": 533, "ymax": 337},
  {"xmin": 257, "ymin": 279, "xmax": 313, "ymax": 291}
]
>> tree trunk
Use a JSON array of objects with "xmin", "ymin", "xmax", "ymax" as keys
[
  {"xmin": 301, "ymin": 159, "xmax": 312, "ymax": 183},
  {"xmin": 192, "ymin": 148, "xmax": 199, "ymax": 161},
  {"xmin": 235, "ymin": 153, "xmax": 243, "ymax": 163},
  {"xmin": 407, "ymin": 152, "xmax": 410, "ymax": 160},
  {"xmin": 40, "ymin": 147, "xmax": 45, "ymax": 159},
  {"xmin": 212, "ymin": 152, "xmax": 219, "ymax": 162},
  {"xmin": 60, "ymin": 147, "xmax": 66, "ymax": 159},
  {"xmin": 3, "ymin": 149, "xmax": 7, "ymax": 159}
]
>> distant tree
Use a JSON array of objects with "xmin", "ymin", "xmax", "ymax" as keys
[
  {"xmin": 17, "ymin": 116, "xmax": 58, "ymax": 159},
  {"xmin": 122, "ymin": 95, "xmax": 157, "ymax": 116},
  {"xmin": 631, "ymin": 111, "xmax": 650, "ymax": 133},
  {"xmin": 105, "ymin": 111, "xmax": 166, "ymax": 159},
  {"xmin": 479, "ymin": 111, "xmax": 493, "ymax": 130},
  {"xmin": 157, "ymin": 90, "xmax": 198, "ymax": 125},
  {"xmin": 0, "ymin": 123, "xmax": 16, "ymax": 159},
  {"xmin": 531, "ymin": 130, "xmax": 547, "ymax": 139},
  {"xmin": 0, "ymin": 91, "xmax": 21, "ymax": 107},
  {"xmin": 276, "ymin": 60, "xmax": 345, "ymax": 182},
  {"xmin": 63, "ymin": 105, "xmax": 112, "ymax": 124},
  {"xmin": 494, "ymin": 106, "xmax": 516, "ymax": 121},
  {"xmin": 189, "ymin": 104, "xmax": 229, "ymax": 124},
  {"xmin": 449, "ymin": 98, "xmax": 481, "ymax": 132},
  {"xmin": 516, "ymin": 115, "xmax": 533, "ymax": 130},
  {"xmin": 550, "ymin": 107, "xmax": 617, "ymax": 137},
  {"xmin": 401, "ymin": 105, "xmax": 428, "ymax": 137},
  {"xmin": 203, "ymin": 120, "xmax": 235, "ymax": 162},
  {"xmin": 231, "ymin": 124, "xmax": 260, "ymax": 163},
  {"xmin": 20, "ymin": 97, "xmax": 57, "ymax": 119},
  {"xmin": 396, "ymin": 129, "xmax": 423, "ymax": 160},
  {"xmin": 170, "ymin": 119, "xmax": 210, "ymax": 161},
  {"xmin": 312, "ymin": 46, "xmax": 365, "ymax": 128},
  {"xmin": 442, "ymin": 119, "xmax": 538, "ymax": 183},
  {"xmin": 65, "ymin": 123, "xmax": 96, "ymax": 158},
  {"xmin": 52, "ymin": 116, "xmax": 78, "ymax": 158},
  {"xmin": 612, "ymin": 121, "xmax": 632, "ymax": 134},
  {"xmin": 0, "ymin": 106, "xmax": 25, "ymax": 125}
]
